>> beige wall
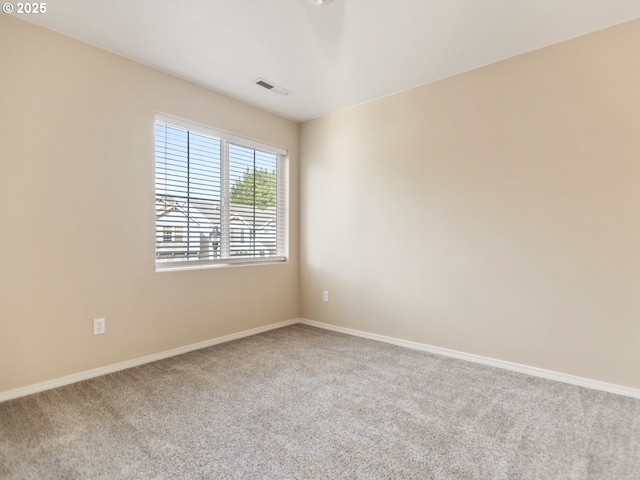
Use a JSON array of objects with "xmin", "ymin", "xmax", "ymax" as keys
[
  {"xmin": 0, "ymin": 16, "xmax": 299, "ymax": 392},
  {"xmin": 2, "ymin": 14, "xmax": 639, "ymax": 395},
  {"xmin": 300, "ymin": 19, "xmax": 640, "ymax": 388}
]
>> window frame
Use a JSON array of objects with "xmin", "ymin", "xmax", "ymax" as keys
[{"xmin": 154, "ymin": 114, "xmax": 288, "ymax": 271}]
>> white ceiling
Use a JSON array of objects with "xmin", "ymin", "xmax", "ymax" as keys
[{"xmin": 16, "ymin": 0, "xmax": 640, "ymax": 122}]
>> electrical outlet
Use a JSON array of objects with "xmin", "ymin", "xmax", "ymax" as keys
[
  {"xmin": 93, "ymin": 318, "xmax": 105, "ymax": 335},
  {"xmin": 323, "ymin": 290, "xmax": 329, "ymax": 302}
]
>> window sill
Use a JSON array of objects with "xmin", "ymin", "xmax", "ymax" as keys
[{"xmin": 155, "ymin": 256, "xmax": 287, "ymax": 273}]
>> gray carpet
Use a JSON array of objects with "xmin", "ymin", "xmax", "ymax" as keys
[{"xmin": 1, "ymin": 324, "xmax": 639, "ymax": 479}]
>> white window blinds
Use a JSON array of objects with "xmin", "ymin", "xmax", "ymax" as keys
[{"xmin": 154, "ymin": 115, "xmax": 287, "ymax": 270}]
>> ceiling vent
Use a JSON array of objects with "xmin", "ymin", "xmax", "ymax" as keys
[{"xmin": 252, "ymin": 78, "xmax": 292, "ymax": 96}]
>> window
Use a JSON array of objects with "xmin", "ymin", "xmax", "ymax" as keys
[
  {"xmin": 155, "ymin": 114, "xmax": 287, "ymax": 270},
  {"xmin": 163, "ymin": 226, "xmax": 172, "ymax": 242}
]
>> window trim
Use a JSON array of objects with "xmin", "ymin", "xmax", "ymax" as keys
[
  {"xmin": 154, "ymin": 113, "xmax": 288, "ymax": 271},
  {"xmin": 156, "ymin": 114, "xmax": 287, "ymax": 157}
]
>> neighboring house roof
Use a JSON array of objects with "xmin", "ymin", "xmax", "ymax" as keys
[
  {"xmin": 156, "ymin": 197, "xmax": 216, "ymax": 234},
  {"xmin": 156, "ymin": 194, "xmax": 276, "ymax": 232},
  {"xmin": 257, "ymin": 217, "xmax": 276, "ymax": 231},
  {"xmin": 190, "ymin": 198, "xmax": 221, "ymax": 225}
]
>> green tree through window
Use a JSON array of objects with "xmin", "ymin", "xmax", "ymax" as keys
[{"xmin": 230, "ymin": 168, "xmax": 277, "ymax": 210}]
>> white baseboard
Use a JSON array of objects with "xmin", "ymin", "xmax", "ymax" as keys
[
  {"xmin": 0, "ymin": 318, "xmax": 299, "ymax": 403},
  {"xmin": 299, "ymin": 318, "xmax": 640, "ymax": 400},
  {"xmin": 5, "ymin": 317, "xmax": 639, "ymax": 403}
]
